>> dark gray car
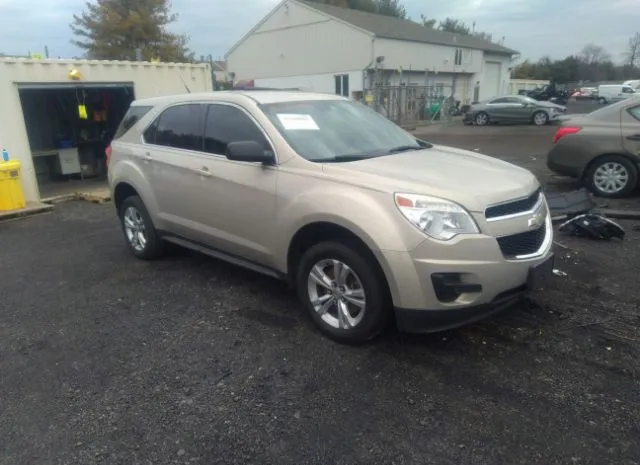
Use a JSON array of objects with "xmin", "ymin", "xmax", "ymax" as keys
[
  {"xmin": 464, "ymin": 95, "xmax": 567, "ymax": 126},
  {"xmin": 547, "ymin": 96, "xmax": 640, "ymax": 198}
]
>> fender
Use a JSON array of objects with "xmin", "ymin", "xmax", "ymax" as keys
[
  {"xmin": 273, "ymin": 183, "xmax": 425, "ymax": 272},
  {"xmin": 110, "ymin": 159, "xmax": 164, "ymax": 229}
]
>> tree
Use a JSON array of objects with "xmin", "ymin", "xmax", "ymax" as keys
[
  {"xmin": 580, "ymin": 44, "xmax": 611, "ymax": 65},
  {"xmin": 438, "ymin": 18, "xmax": 471, "ymax": 35},
  {"xmin": 373, "ymin": 0, "xmax": 406, "ymax": 18},
  {"xmin": 70, "ymin": 0, "xmax": 194, "ymax": 62},
  {"xmin": 419, "ymin": 16, "xmax": 493, "ymax": 43},
  {"xmin": 419, "ymin": 14, "xmax": 436, "ymax": 28},
  {"xmin": 307, "ymin": 0, "xmax": 406, "ymax": 18},
  {"xmin": 625, "ymin": 32, "xmax": 640, "ymax": 68}
]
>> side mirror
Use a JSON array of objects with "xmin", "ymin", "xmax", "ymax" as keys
[{"xmin": 226, "ymin": 141, "xmax": 274, "ymax": 164}]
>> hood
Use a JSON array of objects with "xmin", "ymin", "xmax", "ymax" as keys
[{"xmin": 322, "ymin": 146, "xmax": 539, "ymax": 212}]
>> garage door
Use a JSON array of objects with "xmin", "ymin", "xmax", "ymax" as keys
[{"xmin": 484, "ymin": 62, "xmax": 502, "ymax": 99}]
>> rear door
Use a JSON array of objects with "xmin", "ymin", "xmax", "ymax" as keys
[
  {"xmin": 143, "ymin": 103, "xmax": 207, "ymax": 238},
  {"xmin": 622, "ymin": 103, "xmax": 640, "ymax": 159},
  {"xmin": 485, "ymin": 97, "xmax": 511, "ymax": 120}
]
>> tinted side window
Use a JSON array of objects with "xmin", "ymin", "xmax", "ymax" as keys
[
  {"xmin": 628, "ymin": 106, "xmax": 640, "ymax": 121},
  {"xmin": 204, "ymin": 104, "xmax": 270, "ymax": 155},
  {"xmin": 490, "ymin": 98, "xmax": 508, "ymax": 104},
  {"xmin": 114, "ymin": 105, "xmax": 153, "ymax": 139},
  {"xmin": 154, "ymin": 104, "xmax": 204, "ymax": 151},
  {"xmin": 622, "ymin": 87, "xmax": 635, "ymax": 94}
]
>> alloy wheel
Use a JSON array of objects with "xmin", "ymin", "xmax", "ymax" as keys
[
  {"xmin": 534, "ymin": 112, "xmax": 548, "ymax": 126},
  {"xmin": 307, "ymin": 258, "xmax": 366, "ymax": 330},
  {"xmin": 475, "ymin": 113, "xmax": 488, "ymax": 126},
  {"xmin": 593, "ymin": 162, "xmax": 629, "ymax": 194},
  {"xmin": 123, "ymin": 206, "xmax": 148, "ymax": 252}
]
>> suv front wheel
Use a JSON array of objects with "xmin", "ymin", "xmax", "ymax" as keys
[
  {"xmin": 296, "ymin": 241, "xmax": 390, "ymax": 344},
  {"xmin": 118, "ymin": 195, "xmax": 165, "ymax": 259}
]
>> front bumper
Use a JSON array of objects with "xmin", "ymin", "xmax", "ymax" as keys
[
  {"xmin": 377, "ymin": 212, "xmax": 554, "ymax": 333},
  {"xmin": 395, "ymin": 284, "xmax": 527, "ymax": 333}
]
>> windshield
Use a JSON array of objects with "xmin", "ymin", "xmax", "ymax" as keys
[
  {"xmin": 522, "ymin": 96, "xmax": 538, "ymax": 104},
  {"xmin": 260, "ymin": 100, "xmax": 422, "ymax": 162}
]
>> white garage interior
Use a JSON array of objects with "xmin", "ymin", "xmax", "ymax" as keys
[{"xmin": 0, "ymin": 58, "xmax": 213, "ymax": 206}]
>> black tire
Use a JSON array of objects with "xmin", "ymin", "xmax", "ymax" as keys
[
  {"xmin": 118, "ymin": 195, "xmax": 165, "ymax": 259},
  {"xmin": 532, "ymin": 110, "xmax": 549, "ymax": 126},
  {"xmin": 474, "ymin": 111, "xmax": 489, "ymax": 126},
  {"xmin": 584, "ymin": 155, "xmax": 638, "ymax": 198},
  {"xmin": 599, "ymin": 97, "xmax": 607, "ymax": 105},
  {"xmin": 295, "ymin": 241, "xmax": 390, "ymax": 344}
]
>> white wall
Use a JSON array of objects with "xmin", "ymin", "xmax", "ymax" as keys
[
  {"xmin": 373, "ymin": 38, "xmax": 484, "ymax": 75},
  {"xmin": 226, "ymin": 0, "xmax": 373, "ymax": 81},
  {"xmin": 255, "ymin": 70, "xmax": 364, "ymax": 94},
  {"xmin": 0, "ymin": 58, "xmax": 212, "ymax": 203},
  {"xmin": 474, "ymin": 53, "xmax": 512, "ymax": 101}
]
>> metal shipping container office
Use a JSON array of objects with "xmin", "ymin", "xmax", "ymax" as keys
[{"xmin": 0, "ymin": 58, "xmax": 213, "ymax": 204}]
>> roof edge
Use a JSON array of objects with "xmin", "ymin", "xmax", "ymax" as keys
[{"xmin": 225, "ymin": 0, "xmax": 288, "ymax": 58}]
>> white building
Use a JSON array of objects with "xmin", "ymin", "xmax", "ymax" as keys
[
  {"xmin": 226, "ymin": 0, "xmax": 517, "ymax": 104},
  {"xmin": 0, "ymin": 58, "xmax": 212, "ymax": 205}
]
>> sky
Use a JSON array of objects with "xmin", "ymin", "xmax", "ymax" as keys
[{"xmin": 1, "ymin": 0, "xmax": 639, "ymax": 63}]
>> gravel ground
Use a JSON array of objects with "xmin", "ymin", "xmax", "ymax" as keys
[{"xmin": 1, "ymin": 122, "xmax": 640, "ymax": 465}]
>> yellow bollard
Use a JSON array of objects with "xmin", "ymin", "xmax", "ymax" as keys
[{"xmin": 0, "ymin": 159, "xmax": 26, "ymax": 211}]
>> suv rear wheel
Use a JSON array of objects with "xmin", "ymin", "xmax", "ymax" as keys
[
  {"xmin": 296, "ymin": 241, "xmax": 390, "ymax": 344},
  {"xmin": 118, "ymin": 195, "xmax": 165, "ymax": 259}
]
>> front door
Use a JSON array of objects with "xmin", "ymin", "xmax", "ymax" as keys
[
  {"xmin": 622, "ymin": 103, "xmax": 640, "ymax": 158},
  {"xmin": 188, "ymin": 103, "xmax": 278, "ymax": 267}
]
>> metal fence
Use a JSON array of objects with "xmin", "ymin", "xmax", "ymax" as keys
[{"xmin": 363, "ymin": 85, "xmax": 455, "ymax": 125}]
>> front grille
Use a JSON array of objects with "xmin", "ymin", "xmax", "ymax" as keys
[
  {"xmin": 497, "ymin": 225, "xmax": 546, "ymax": 258},
  {"xmin": 485, "ymin": 188, "xmax": 541, "ymax": 219}
]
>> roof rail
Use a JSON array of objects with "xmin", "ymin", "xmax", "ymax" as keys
[{"xmin": 231, "ymin": 86, "xmax": 300, "ymax": 91}]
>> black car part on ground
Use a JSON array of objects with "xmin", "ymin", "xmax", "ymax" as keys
[
  {"xmin": 559, "ymin": 214, "xmax": 625, "ymax": 240},
  {"xmin": 546, "ymin": 189, "xmax": 595, "ymax": 221}
]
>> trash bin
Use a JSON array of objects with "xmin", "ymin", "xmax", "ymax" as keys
[{"xmin": 0, "ymin": 159, "xmax": 26, "ymax": 211}]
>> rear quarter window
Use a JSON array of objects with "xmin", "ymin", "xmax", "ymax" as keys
[{"xmin": 113, "ymin": 105, "xmax": 153, "ymax": 140}]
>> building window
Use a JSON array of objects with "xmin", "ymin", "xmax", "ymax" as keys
[
  {"xmin": 454, "ymin": 48, "xmax": 463, "ymax": 66},
  {"xmin": 334, "ymin": 74, "xmax": 349, "ymax": 97}
]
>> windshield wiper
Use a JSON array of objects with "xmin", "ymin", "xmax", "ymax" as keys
[
  {"xmin": 316, "ymin": 153, "xmax": 379, "ymax": 162},
  {"xmin": 386, "ymin": 145, "xmax": 423, "ymax": 154}
]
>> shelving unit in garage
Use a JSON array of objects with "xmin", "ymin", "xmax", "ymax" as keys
[{"xmin": 18, "ymin": 82, "xmax": 134, "ymax": 200}]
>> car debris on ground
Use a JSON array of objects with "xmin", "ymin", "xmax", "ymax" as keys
[{"xmin": 546, "ymin": 189, "xmax": 628, "ymax": 241}]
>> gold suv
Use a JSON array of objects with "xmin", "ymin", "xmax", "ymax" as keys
[{"xmin": 108, "ymin": 91, "xmax": 554, "ymax": 343}]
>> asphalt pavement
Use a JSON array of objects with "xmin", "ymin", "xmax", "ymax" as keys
[{"xmin": 2, "ymin": 121, "xmax": 640, "ymax": 464}]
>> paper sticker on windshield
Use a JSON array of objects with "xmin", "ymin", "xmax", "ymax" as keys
[{"xmin": 277, "ymin": 114, "xmax": 319, "ymax": 130}]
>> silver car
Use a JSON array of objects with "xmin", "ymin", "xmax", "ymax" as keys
[{"xmin": 464, "ymin": 95, "xmax": 567, "ymax": 126}]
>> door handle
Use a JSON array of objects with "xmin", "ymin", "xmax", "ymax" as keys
[
  {"xmin": 196, "ymin": 167, "xmax": 213, "ymax": 177},
  {"xmin": 627, "ymin": 134, "xmax": 640, "ymax": 141}
]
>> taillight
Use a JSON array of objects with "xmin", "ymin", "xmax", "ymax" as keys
[{"xmin": 553, "ymin": 126, "xmax": 581, "ymax": 144}]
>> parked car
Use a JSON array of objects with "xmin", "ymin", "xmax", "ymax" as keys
[
  {"xmin": 597, "ymin": 84, "xmax": 636, "ymax": 104},
  {"xmin": 547, "ymin": 95, "xmax": 640, "ymax": 197},
  {"xmin": 108, "ymin": 91, "xmax": 554, "ymax": 343},
  {"xmin": 526, "ymin": 84, "xmax": 570, "ymax": 105},
  {"xmin": 464, "ymin": 95, "xmax": 567, "ymax": 126}
]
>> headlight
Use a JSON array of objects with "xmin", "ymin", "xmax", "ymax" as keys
[{"xmin": 394, "ymin": 193, "xmax": 479, "ymax": 240}]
